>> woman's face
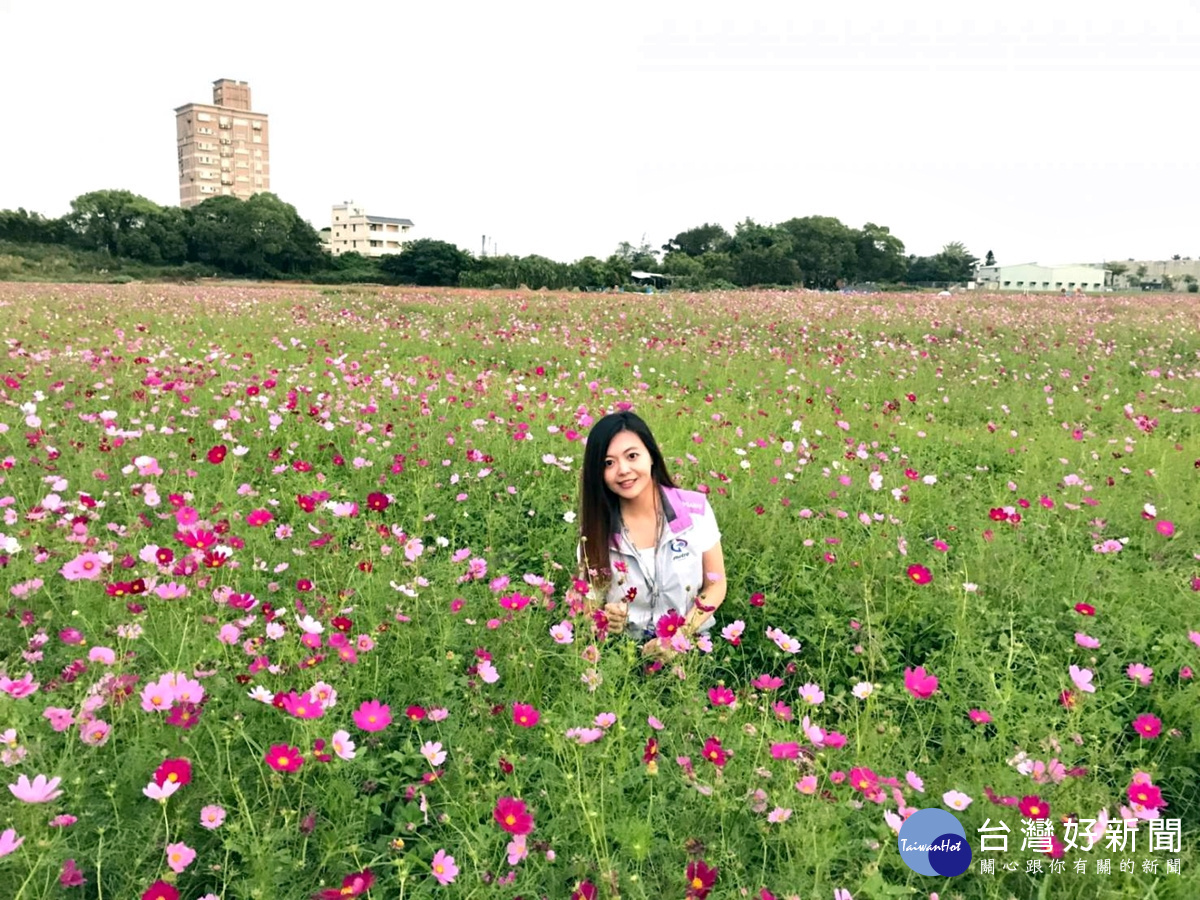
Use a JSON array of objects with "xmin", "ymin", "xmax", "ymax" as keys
[{"xmin": 603, "ymin": 430, "xmax": 653, "ymax": 503}]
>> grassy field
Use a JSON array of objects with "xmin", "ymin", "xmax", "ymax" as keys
[{"xmin": 0, "ymin": 283, "xmax": 1197, "ymax": 900}]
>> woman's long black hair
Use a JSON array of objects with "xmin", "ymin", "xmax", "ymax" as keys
[{"xmin": 578, "ymin": 411, "xmax": 674, "ymax": 588}]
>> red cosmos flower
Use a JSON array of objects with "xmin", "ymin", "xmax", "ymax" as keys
[
  {"xmin": 643, "ymin": 736, "xmax": 659, "ymax": 763},
  {"xmin": 246, "ymin": 509, "xmax": 273, "ymax": 527},
  {"xmin": 155, "ymin": 547, "xmax": 174, "ymax": 566},
  {"xmin": 1018, "ymin": 795, "xmax": 1050, "ymax": 819},
  {"xmin": 701, "ymin": 736, "xmax": 728, "ymax": 767},
  {"xmin": 511, "ymin": 702, "xmax": 540, "ymax": 728},
  {"xmin": 296, "ymin": 579, "xmax": 313, "ymax": 592},
  {"xmin": 493, "ymin": 796, "xmax": 534, "ymax": 835},
  {"xmin": 1073, "ymin": 602, "xmax": 1096, "ymax": 616},
  {"xmin": 330, "ymin": 616, "xmax": 353, "ymax": 632},
  {"xmin": 142, "ymin": 881, "xmax": 179, "ymax": 900},
  {"xmin": 296, "ymin": 494, "xmax": 317, "ymax": 513},
  {"xmin": 166, "ymin": 702, "xmax": 201, "ymax": 729},
  {"xmin": 366, "ymin": 492, "xmax": 389, "ymax": 512},
  {"xmin": 405, "ymin": 705, "xmax": 427, "ymax": 721},
  {"xmin": 265, "ymin": 744, "xmax": 304, "ymax": 772},
  {"xmin": 317, "ymin": 869, "xmax": 375, "ymax": 899},
  {"xmin": 685, "ymin": 860, "xmax": 719, "ymax": 899},
  {"xmin": 656, "ymin": 609, "xmax": 686, "ymax": 640},
  {"xmin": 207, "ymin": 445, "xmax": 227, "ymax": 464},
  {"xmin": 905, "ymin": 564, "xmax": 932, "ymax": 585},
  {"xmin": 988, "ymin": 507, "xmax": 1009, "ymax": 521},
  {"xmin": 571, "ymin": 882, "xmax": 598, "ymax": 900},
  {"xmin": 153, "ymin": 758, "xmax": 192, "ymax": 788},
  {"xmin": 749, "ymin": 592, "xmax": 766, "ymax": 607},
  {"xmin": 498, "ymin": 756, "xmax": 514, "ymax": 775}
]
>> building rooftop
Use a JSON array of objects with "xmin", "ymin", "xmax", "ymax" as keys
[{"xmin": 366, "ymin": 215, "xmax": 414, "ymax": 226}]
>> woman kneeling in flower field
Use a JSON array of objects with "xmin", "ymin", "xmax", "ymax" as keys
[{"xmin": 577, "ymin": 411, "xmax": 727, "ymax": 661}]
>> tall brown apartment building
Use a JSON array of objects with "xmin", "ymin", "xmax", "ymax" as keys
[{"xmin": 174, "ymin": 79, "xmax": 270, "ymax": 208}]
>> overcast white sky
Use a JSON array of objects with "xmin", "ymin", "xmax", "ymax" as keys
[{"xmin": 2, "ymin": 0, "xmax": 1198, "ymax": 264}]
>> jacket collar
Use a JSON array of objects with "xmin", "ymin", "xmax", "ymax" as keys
[{"xmin": 610, "ymin": 484, "xmax": 693, "ymax": 549}]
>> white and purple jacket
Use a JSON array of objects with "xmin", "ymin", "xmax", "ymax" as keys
[{"xmin": 604, "ymin": 486, "xmax": 722, "ymax": 639}]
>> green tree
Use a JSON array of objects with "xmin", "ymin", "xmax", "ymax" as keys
[
  {"xmin": 186, "ymin": 193, "xmax": 322, "ymax": 277},
  {"xmin": 728, "ymin": 220, "xmax": 801, "ymax": 286},
  {"xmin": 853, "ymin": 223, "xmax": 906, "ymax": 283},
  {"xmin": 379, "ymin": 239, "xmax": 471, "ymax": 286},
  {"xmin": 776, "ymin": 216, "xmax": 857, "ymax": 288},
  {"xmin": 66, "ymin": 190, "xmax": 168, "ymax": 257},
  {"xmin": 984, "ymin": 249, "xmax": 995, "ymax": 266},
  {"xmin": 0, "ymin": 208, "xmax": 70, "ymax": 244},
  {"xmin": 661, "ymin": 223, "xmax": 731, "ymax": 257},
  {"xmin": 614, "ymin": 238, "xmax": 658, "ymax": 272}
]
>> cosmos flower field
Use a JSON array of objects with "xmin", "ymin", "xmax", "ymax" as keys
[{"xmin": 0, "ymin": 283, "xmax": 1197, "ymax": 900}]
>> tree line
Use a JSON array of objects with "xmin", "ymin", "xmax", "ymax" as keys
[{"xmin": 0, "ymin": 190, "xmax": 982, "ymax": 288}]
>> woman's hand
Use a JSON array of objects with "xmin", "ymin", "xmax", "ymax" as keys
[
  {"xmin": 640, "ymin": 637, "xmax": 678, "ymax": 662},
  {"xmin": 602, "ymin": 602, "xmax": 628, "ymax": 634}
]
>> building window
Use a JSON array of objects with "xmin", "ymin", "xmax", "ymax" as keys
[
  {"xmin": 1003, "ymin": 281, "xmax": 1011, "ymax": 287},
  {"xmin": 1055, "ymin": 282, "xmax": 1062, "ymax": 288},
  {"xmin": 1042, "ymin": 282, "xmax": 1049, "ymax": 288},
  {"xmin": 1068, "ymin": 282, "xmax": 1075, "ymax": 288},
  {"xmin": 1016, "ymin": 281, "xmax": 1023, "ymax": 287}
]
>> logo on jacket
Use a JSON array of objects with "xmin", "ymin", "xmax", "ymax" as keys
[{"xmin": 668, "ymin": 538, "xmax": 688, "ymax": 554}]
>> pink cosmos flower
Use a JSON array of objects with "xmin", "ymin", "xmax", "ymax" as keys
[
  {"xmin": 80, "ymin": 720, "xmax": 111, "ymax": 746},
  {"xmin": 968, "ymin": 709, "xmax": 992, "ymax": 724},
  {"xmin": 795, "ymin": 775, "xmax": 818, "ymax": 794},
  {"xmin": 200, "ymin": 805, "xmax": 227, "ymax": 829},
  {"xmin": 770, "ymin": 742, "xmax": 800, "ymax": 760},
  {"xmin": 431, "ymin": 848, "xmax": 458, "ymax": 885},
  {"xmin": 506, "ymin": 833, "xmax": 529, "ymax": 865},
  {"xmin": 43, "ymin": 707, "xmax": 75, "ymax": 732},
  {"xmin": 59, "ymin": 858, "xmax": 85, "ymax": 887},
  {"xmin": 944, "ymin": 790, "xmax": 973, "ymax": 810},
  {"xmin": 1069, "ymin": 665, "xmax": 1096, "ymax": 693},
  {"xmin": 166, "ymin": 841, "xmax": 196, "ymax": 874},
  {"xmin": 1075, "ymin": 632, "xmax": 1101, "ymax": 649},
  {"xmin": 798, "ymin": 683, "xmax": 824, "ymax": 705},
  {"xmin": 751, "ymin": 674, "xmax": 784, "ymax": 690},
  {"xmin": 1155, "ymin": 520, "xmax": 1175, "ymax": 537},
  {"xmin": 1126, "ymin": 663, "xmax": 1153, "ymax": 686},
  {"xmin": 9, "ymin": 773, "xmax": 63, "ymax": 803},
  {"xmin": 421, "ymin": 741, "xmax": 447, "ymax": 767},
  {"xmin": 0, "ymin": 673, "xmax": 39, "ymax": 698},
  {"xmin": 903, "ymin": 666, "xmax": 938, "ymax": 699},
  {"xmin": 708, "ymin": 686, "xmax": 736, "ymax": 707},
  {"xmin": 331, "ymin": 730, "xmax": 356, "ymax": 760},
  {"xmin": 60, "ymin": 552, "xmax": 106, "ymax": 581},
  {"xmin": 565, "ymin": 727, "xmax": 605, "ymax": 744},
  {"xmin": 0, "ymin": 828, "xmax": 24, "ymax": 857},
  {"xmin": 353, "ymin": 699, "xmax": 392, "ymax": 732},
  {"xmin": 143, "ymin": 780, "xmax": 181, "ymax": 801}
]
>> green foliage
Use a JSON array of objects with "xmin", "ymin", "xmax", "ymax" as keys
[{"xmin": 379, "ymin": 238, "xmax": 472, "ymax": 286}]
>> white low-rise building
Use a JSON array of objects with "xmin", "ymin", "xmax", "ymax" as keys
[
  {"xmin": 974, "ymin": 263, "xmax": 1109, "ymax": 292},
  {"xmin": 325, "ymin": 202, "xmax": 414, "ymax": 257}
]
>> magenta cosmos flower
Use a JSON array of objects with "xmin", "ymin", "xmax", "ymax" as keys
[
  {"xmin": 352, "ymin": 699, "xmax": 392, "ymax": 732},
  {"xmin": 905, "ymin": 564, "xmax": 932, "ymax": 585},
  {"xmin": 1132, "ymin": 713, "xmax": 1162, "ymax": 739},
  {"xmin": 264, "ymin": 745, "xmax": 304, "ymax": 772},
  {"xmin": 493, "ymin": 796, "xmax": 534, "ymax": 835},
  {"xmin": 903, "ymin": 666, "xmax": 938, "ymax": 699}
]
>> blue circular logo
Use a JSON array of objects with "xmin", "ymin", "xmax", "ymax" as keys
[{"xmin": 897, "ymin": 809, "xmax": 972, "ymax": 876}]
